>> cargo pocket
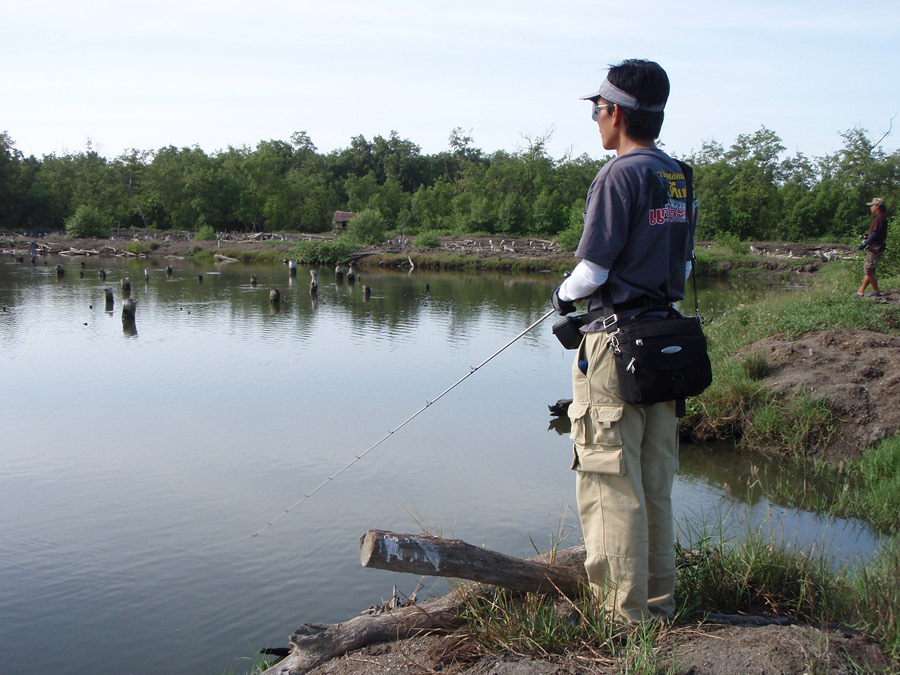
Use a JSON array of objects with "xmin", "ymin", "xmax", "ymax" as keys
[{"xmin": 568, "ymin": 402, "xmax": 625, "ymax": 475}]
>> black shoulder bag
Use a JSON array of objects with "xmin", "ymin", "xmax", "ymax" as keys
[{"xmin": 602, "ymin": 161, "xmax": 712, "ymax": 416}]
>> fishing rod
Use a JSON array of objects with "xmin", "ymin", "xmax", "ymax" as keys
[{"xmin": 252, "ymin": 306, "xmax": 557, "ymax": 537}]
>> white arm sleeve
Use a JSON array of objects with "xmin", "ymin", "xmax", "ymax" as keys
[{"xmin": 557, "ymin": 260, "xmax": 609, "ymax": 301}]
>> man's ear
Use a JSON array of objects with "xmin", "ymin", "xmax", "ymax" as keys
[{"xmin": 611, "ymin": 103, "xmax": 625, "ymax": 128}]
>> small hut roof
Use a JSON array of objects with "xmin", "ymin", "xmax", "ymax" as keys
[{"xmin": 332, "ymin": 211, "xmax": 357, "ymax": 223}]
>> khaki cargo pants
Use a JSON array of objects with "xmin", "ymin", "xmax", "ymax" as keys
[{"xmin": 569, "ymin": 330, "xmax": 678, "ymax": 623}]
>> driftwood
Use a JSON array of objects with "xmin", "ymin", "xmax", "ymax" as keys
[
  {"xmin": 259, "ymin": 530, "xmax": 795, "ymax": 674},
  {"xmin": 261, "ymin": 593, "xmax": 462, "ymax": 675},
  {"xmin": 59, "ymin": 247, "xmax": 100, "ymax": 256},
  {"xmin": 214, "ymin": 254, "xmax": 239, "ymax": 263},
  {"xmin": 259, "ymin": 538, "xmax": 588, "ymax": 675},
  {"xmin": 360, "ymin": 529, "xmax": 586, "ymax": 596}
]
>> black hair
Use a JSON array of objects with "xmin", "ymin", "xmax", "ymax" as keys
[{"xmin": 606, "ymin": 59, "xmax": 670, "ymax": 141}]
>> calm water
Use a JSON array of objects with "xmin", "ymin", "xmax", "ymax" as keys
[{"xmin": 0, "ymin": 256, "xmax": 883, "ymax": 675}]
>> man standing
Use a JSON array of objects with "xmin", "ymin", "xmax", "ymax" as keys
[
  {"xmin": 551, "ymin": 59, "xmax": 696, "ymax": 623},
  {"xmin": 856, "ymin": 197, "xmax": 888, "ymax": 298}
]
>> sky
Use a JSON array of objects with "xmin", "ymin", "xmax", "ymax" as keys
[{"xmin": 2, "ymin": 0, "xmax": 899, "ymax": 163}]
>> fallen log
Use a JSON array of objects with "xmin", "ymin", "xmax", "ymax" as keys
[
  {"xmin": 214, "ymin": 254, "xmax": 239, "ymax": 263},
  {"xmin": 261, "ymin": 593, "xmax": 462, "ymax": 675},
  {"xmin": 360, "ymin": 529, "xmax": 586, "ymax": 596},
  {"xmin": 259, "ymin": 539, "xmax": 588, "ymax": 675}
]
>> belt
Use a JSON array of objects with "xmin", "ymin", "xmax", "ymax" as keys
[
  {"xmin": 612, "ymin": 296, "xmax": 671, "ymax": 312},
  {"xmin": 580, "ymin": 296, "xmax": 672, "ymax": 332}
]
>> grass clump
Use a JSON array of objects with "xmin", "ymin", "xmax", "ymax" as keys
[
  {"xmin": 836, "ymin": 435, "xmax": 900, "ymax": 532},
  {"xmin": 460, "ymin": 587, "xmax": 674, "ymax": 673},
  {"xmin": 741, "ymin": 390, "xmax": 835, "ymax": 457},
  {"xmin": 675, "ymin": 528, "xmax": 845, "ymax": 623},
  {"xmin": 849, "ymin": 536, "xmax": 900, "ymax": 662}
]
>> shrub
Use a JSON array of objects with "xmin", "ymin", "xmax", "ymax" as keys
[
  {"xmin": 290, "ymin": 239, "xmax": 359, "ymax": 266},
  {"xmin": 125, "ymin": 241, "xmax": 145, "ymax": 255},
  {"xmin": 343, "ymin": 209, "xmax": 387, "ymax": 246},
  {"xmin": 414, "ymin": 231, "xmax": 442, "ymax": 249},
  {"xmin": 196, "ymin": 224, "xmax": 217, "ymax": 241},
  {"xmin": 65, "ymin": 205, "xmax": 109, "ymax": 238},
  {"xmin": 555, "ymin": 222, "xmax": 584, "ymax": 252},
  {"xmin": 716, "ymin": 231, "xmax": 748, "ymax": 255}
]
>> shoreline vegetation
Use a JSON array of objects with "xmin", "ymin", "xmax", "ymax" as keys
[{"xmin": 6, "ymin": 231, "xmax": 900, "ymax": 673}]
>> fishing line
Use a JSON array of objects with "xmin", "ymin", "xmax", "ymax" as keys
[{"xmin": 251, "ymin": 306, "xmax": 557, "ymax": 537}]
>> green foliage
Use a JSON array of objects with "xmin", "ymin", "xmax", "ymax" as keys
[
  {"xmin": 413, "ymin": 231, "xmax": 442, "ymax": 248},
  {"xmin": 715, "ymin": 231, "xmax": 748, "ymax": 255},
  {"xmin": 196, "ymin": 224, "xmax": 217, "ymax": 241},
  {"xmin": 742, "ymin": 391, "xmax": 835, "ymax": 457},
  {"xmin": 676, "ymin": 527, "xmax": 845, "ymax": 623},
  {"xmin": 877, "ymin": 213, "xmax": 900, "ymax": 278},
  {"xmin": 65, "ymin": 204, "xmax": 109, "ymax": 238},
  {"xmin": 837, "ymin": 436, "xmax": 900, "ymax": 532},
  {"xmin": 1, "ymin": 125, "xmax": 898, "ymax": 243},
  {"xmin": 849, "ymin": 535, "xmax": 900, "ymax": 660},
  {"xmin": 554, "ymin": 212, "xmax": 584, "ymax": 252},
  {"xmin": 289, "ymin": 239, "xmax": 358, "ymax": 266},
  {"xmin": 342, "ymin": 208, "xmax": 387, "ymax": 245}
]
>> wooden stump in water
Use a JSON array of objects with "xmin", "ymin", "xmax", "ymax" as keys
[{"xmin": 121, "ymin": 298, "xmax": 137, "ymax": 321}]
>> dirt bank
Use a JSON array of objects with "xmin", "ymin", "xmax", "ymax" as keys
[
  {"xmin": 744, "ymin": 326, "xmax": 900, "ymax": 464},
  {"xmin": 286, "ymin": 624, "xmax": 888, "ymax": 675}
]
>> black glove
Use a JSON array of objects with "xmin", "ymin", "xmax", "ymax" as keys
[
  {"xmin": 551, "ymin": 285, "xmax": 575, "ymax": 315},
  {"xmin": 859, "ymin": 243, "xmax": 867, "ymax": 250}
]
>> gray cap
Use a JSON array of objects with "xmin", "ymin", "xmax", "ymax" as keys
[
  {"xmin": 580, "ymin": 78, "xmax": 666, "ymax": 112},
  {"xmin": 866, "ymin": 197, "xmax": 885, "ymax": 206}
]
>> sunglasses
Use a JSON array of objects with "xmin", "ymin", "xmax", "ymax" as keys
[{"xmin": 591, "ymin": 102, "xmax": 612, "ymax": 121}]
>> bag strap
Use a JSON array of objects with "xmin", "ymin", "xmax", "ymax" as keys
[{"xmin": 675, "ymin": 159, "xmax": 701, "ymax": 319}]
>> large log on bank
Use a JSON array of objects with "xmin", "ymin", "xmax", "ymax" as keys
[
  {"xmin": 259, "ymin": 540, "xmax": 587, "ymax": 675},
  {"xmin": 360, "ymin": 529, "xmax": 587, "ymax": 596}
]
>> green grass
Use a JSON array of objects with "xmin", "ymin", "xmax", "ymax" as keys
[
  {"xmin": 456, "ymin": 518, "xmax": 900, "ymax": 672},
  {"xmin": 836, "ymin": 436, "xmax": 900, "ymax": 532},
  {"xmin": 191, "ymin": 247, "xmax": 288, "ymax": 265},
  {"xmin": 684, "ymin": 261, "xmax": 900, "ymax": 452},
  {"xmin": 676, "ymin": 524, "xmax": 846, "ymax": 623},
  {"xmin": 460, "ymin": 586, "xmax": 677, "ymax": 673},
  {"xmin": 849, "ymin": 536, "xmax": 900, "ymax": 663}
]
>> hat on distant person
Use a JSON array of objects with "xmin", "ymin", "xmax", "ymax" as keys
[{"xmin": 866, "ymin": 197, "xmax": 885, "ymax": 206}]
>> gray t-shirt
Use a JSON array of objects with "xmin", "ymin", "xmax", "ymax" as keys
[{"xmin": 575, "ymin": 148, "xmax": 695, "ymax": 320}]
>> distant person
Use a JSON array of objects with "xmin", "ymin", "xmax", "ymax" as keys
[{"xmin": 856, "ymin": 197, "xmax": 888, "ymax": 298}]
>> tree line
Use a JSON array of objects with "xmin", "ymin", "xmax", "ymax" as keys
[{"xmin": 0, "ymin": 125, "xmax": 897, "ymax": 246}]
